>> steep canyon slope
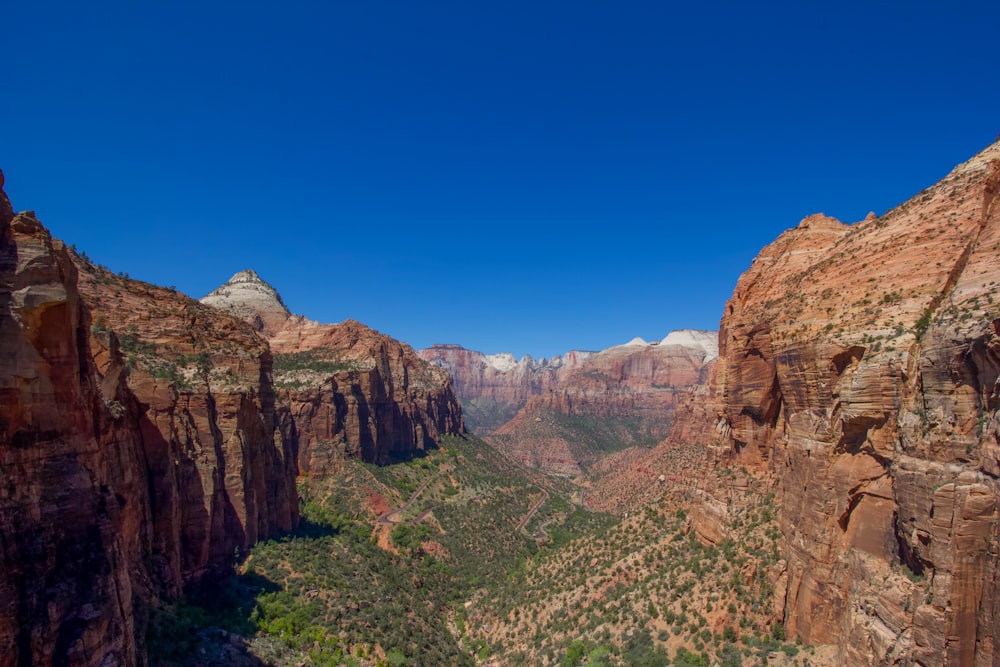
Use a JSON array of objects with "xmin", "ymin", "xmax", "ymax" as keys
[
  {"xmin": 0, "ymin": 178, "xmax": 463, "ymax": 665},
  {"xmin": 0, "ymin": 174, "xmax": 298, "ymax": 666},
  {"xmin": 202, "ymin": 272, "xmax": 464, "ymax": 471},
  {"xmin": 417, "ymin": 344, "xmax": 593, "ymax": 434},
  {"xmin": 711, "ymin": 141, "xmax": 1000, "ymax": 664},
  {"xmin": 488, "ymin": 331, "xmax": 718, "ymax": 475}
]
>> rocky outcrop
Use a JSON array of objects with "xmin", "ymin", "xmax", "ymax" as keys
[
  {"xmin": 200, "ymin": 269, "xmax": 291, "ymax": 336},
  {"xmin": 78, "ymin": 263, "xmax": 300, "ymax": 592},
  {"xmin": 269, "ymin": 317, "xmax": 464, "ymax": 471},
  {"xmin": 0, "ymin": 172, "xmax": 298, "ymax": 666},
  {"xmin": 418, "ymin": 344, "xmax": 593, "ymax": 434},
  {"xmin": 712, "ymin": 141, "xmax": 1000, "ymax": 664},
  {"xmin": 0, "ymin": 179, "xmax": 146, "ymax": 666},
  {"xmin": 201, "ymin": 278, "xmax": 464, "ymax": 470},
  {"xmin": 489, "ymin": 331, "xmax": 717, "ymax": 475}
]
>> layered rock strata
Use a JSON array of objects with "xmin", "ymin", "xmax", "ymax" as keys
[
  {"xmin": 201, "ymin": 273, "xmax": 465, "ymax": 470},
  {"xmin": 712, "ymin": 141, "xmax": 1000, "ymax": 664},
  {"xmin": 201, "ymin": 268, "xmax": 291, "ymax": 336},
  {"xmin": 0, "ymin": 180, "xmax": 144, "ymax": 666},
  {"xmin": 488, "ymin": 331, "xmax": 717, "ymax": 475},
  {"xmin": 77, "ymin": 263, "xmax": 300, "ymax": 591},
  {"xmin": 418, "ymin": 344, "xmax": 593, "ymax": 434},
  {"xmin": 0, "ymin": 174, "xmax": 298, "ymax": 666},
  {"xmin": 269, "ymin": 317, "xmax": 464, "ymax": 471}
]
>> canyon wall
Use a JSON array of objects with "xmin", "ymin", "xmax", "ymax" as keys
[
  {"xmin": 202, "ymin": 272, "xmax": 465, "ymax": 471},
  {"xmin": 713, "ymin": 141, "xmax": 1000, "ymax": 665},
  {"xmin": 0, "ymin": 181, "xmax": 145, "ymax": 666},
  {"xmin": 269, "ymin": 317, "xmax": 464, "ymax": 471},
  {"xmin": 77, "ymin": 263, "xmax": 300, "ymax": 591},
  {"xmin": 488, "ymin": 332, "xmax": 717, "ymax": 475},
  {"xmin": 418, "ymin": 344, "xmax": 593, "ymax": 434},
  {"xmin": 0, "ymin": 175, "xmax": 298, "ymax": 666}
]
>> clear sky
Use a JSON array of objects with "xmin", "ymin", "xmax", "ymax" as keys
[{"xmin": 3, "ymin": 2, "xmax": 998, "ymax": 359}]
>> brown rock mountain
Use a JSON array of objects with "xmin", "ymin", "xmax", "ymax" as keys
[
  {"xmin": 77, "ymin": 262, "xmax": 300, "ymax": 589},
  {"xmin": 488, "ymin": 331, "xmax": 718, "ymax": 475},
  {"xmin": 269, "ymin": 317, "xmax": 464, "ymax": 470},
  {"xmin": 659, "ymin": 140, "xmax": 1000, "ymax": 664},
  {"xmin": 201, "ymin": 278, "xmax": 464, "ymax": 469},
  {"xmin": 417, "ymin": 344, "xmax": 593, "ymax": 434},
  {"xmin": 0, "ymin": 174, "xmax": 462, "ymax": 665},
  {"xmin": 0, "ymin": 174, "xmax": 297, "ymax": 666}
]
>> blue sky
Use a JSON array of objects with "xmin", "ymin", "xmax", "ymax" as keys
[{"xmin": 3, "ymin": 2, "xmax": 998, "ymax": 359}]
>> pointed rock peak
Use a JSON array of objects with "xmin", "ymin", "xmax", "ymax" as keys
[{"xmin": 201, "ymin": 269, "xmax": 291, "ymax": 336}]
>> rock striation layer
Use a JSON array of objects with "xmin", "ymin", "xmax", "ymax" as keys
[
  {"xmin": 0, "ymin": 173, "xmax": 298, "ymax": 667},
  {"xmin": 201, "ymin": 280, "xmax": 465, "ymax": 471},
  {"xmin": 710, "ymin": 140, "xmax": 1000, "ymax": 664},
  {"xmin": 417, "ymin": 344, "xmax": 593, "ymax": 434},
  {"xmin": 77, "ymin": 263, "xmax": 300, "ymax": 592},
  {"xmin": 268, "ymin": 317, "xmax": 464, "ymax": 471},
  {"xmin": 488, "ymin": 331, "xmax": 717, "ymax": 475},
  {"xmin": 0, "ymin": 179, "xmax": 144, "ymax": 666}
]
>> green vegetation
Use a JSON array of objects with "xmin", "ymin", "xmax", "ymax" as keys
[
  {"xmin": 273, "ymin": 349, "xmax": 357, "ymax": 375},
  {"xmin": 146, "ymin": 434, "xmax": 817, "ymax": 666},
  {"xmin": 913, "ymin": 307, "xmax": 933, "ymax": 338}
]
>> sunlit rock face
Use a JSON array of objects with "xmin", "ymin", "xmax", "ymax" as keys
[
  {"xmin": 200, "ymin": 268, "xmax": 291, "ymax": 336},
  {"xmin": 268, "ymin": 317, "xmax": 464, "ymax": 470},
  {"xmin": 487, "ymin": 332, "xmax": 718, "ymax": 475},
  {"xmin": 418, "ymin": 344, "xmax": 594, "ymax": 434},
  {"xmin": 714, "ymin": 141, "xmax": 1000, "ymax": 664},
  {"xmin": 202, "ymin": 278, "xmax": 465, "ymax": 471}
]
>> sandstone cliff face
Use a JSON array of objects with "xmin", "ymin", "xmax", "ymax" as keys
[
  {"xmin": 0, "ymin": 172, "xmax": 299, "ymax": 666},
  {"xmin": 77, "ymin": 264, "xmax": 299, "ymax": 592},
  {"xmin": 269, "ymin": 317, "xmax": 464, "ymax": 471},
  {"xmin": 417, "ymin": 344, "xmax": 593, "ymax": 434},
  {"xmin": 713, "ymin": 141, "xmax": 1000, "ymax": 665},
  {"xmin": 0, "ymin": 180, "xmax": 145, "ymax": 666},
  {"xmin": 488, "ymin": 332, "xmax": 717, "ymax": 475}
]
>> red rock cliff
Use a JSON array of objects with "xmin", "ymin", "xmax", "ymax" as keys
[
  {"xmin": 0, "ymin": 173, "xmax": 298, "ymax": 666},
  {"xmin": 714, "ymin": 141, "xmax": 1000, "ymax": 664},
  {"xmin": 417, "ymin": 344, "xmax": 593, "ymax": 434},
  {"xmin": 77, "ymin": 263, "xmax": 300, "ymax": 592},
  {"xmin": 0, "ymin": 183, "xmax": 146, "ymax": 665},
  {"xmin": 489, "ymin": 332, "xmax": 717, "ymax": 475},
  {"xmin": 269, "ymin": 317, "xmax": 464, "ymax": 471}
]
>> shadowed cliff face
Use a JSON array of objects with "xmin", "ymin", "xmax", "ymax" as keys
[
  {"xmin": 76, "ymin": 264, "xmax": 300, "ymax": 592},
  {"xmin": 0, "ymin": 173, "xmax": 299, "ymax": 666},
  {"xmin": 269, "ymin": 318, "xmax": 464, "ymax": 470},
  {"xmin": 714, "ymin": 141, "xmax": 1000, "ymax": 664},
  {"xmin": 0, "ymin": 182, "xmax": 145, "ymax": 665}
]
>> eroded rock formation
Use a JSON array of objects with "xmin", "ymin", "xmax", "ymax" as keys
[
  {"xmin": 200, "ymin": 278, "xmax": 465, "ymax": 471},
  {"xmin": 201, "ymin": 269, "xmax": 292, "ymax": 336},
  {"xmin": 712, "ymin": 141, "xmax": 1000, "ymax": 664},
  {"xmin": 0, "ymin": 178, "xmax": 145, "ymax": 666},
  {"xmin": 417, "ymin": 344, "xmax": 593, "ymax": 434},
  {"xmin": 269, "ymin": 317, "xmax": 464, "ymax": 471},
  {"xmin": 488, "ymin": 331, "xmax": 717, "ymax": 475},
  {"xmin": 77, "ymin": 263, "xmax": 300, "ymax": 591},
  {"xmin": 0, "ymin": 173, "xmax": 298, "ymax": 666}
]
